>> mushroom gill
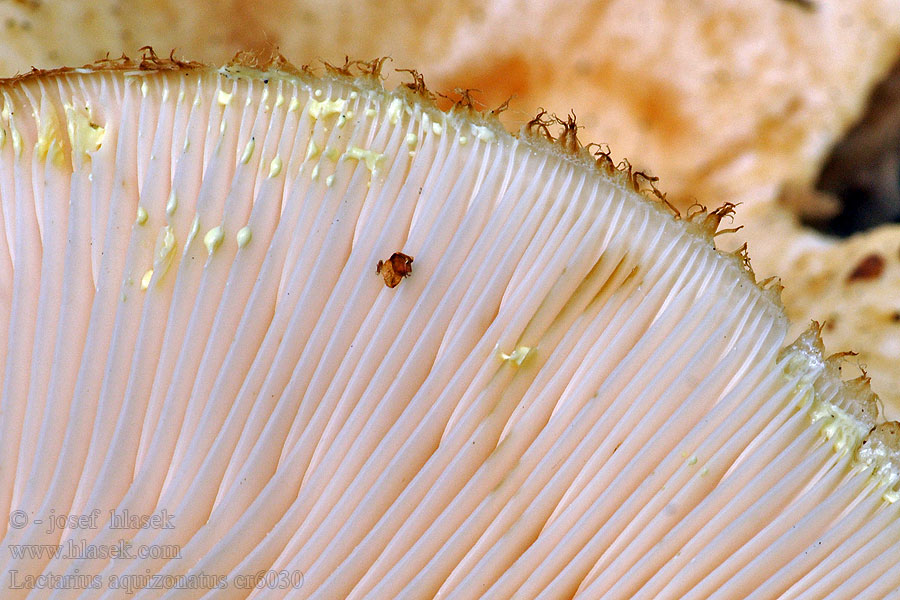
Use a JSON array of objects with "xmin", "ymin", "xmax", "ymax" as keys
[{"xmin": 0, "ymin": 55, "xmax": 897, "ymax": 599}]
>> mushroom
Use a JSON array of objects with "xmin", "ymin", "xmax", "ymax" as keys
[{"xmin": 0, "ymin": 53, "xmax": 897, "ymax": 598}]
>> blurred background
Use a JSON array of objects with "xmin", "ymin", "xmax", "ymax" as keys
[{"xmin": 1, "ymin": 0, "xmax": 899, "ymax": 409}]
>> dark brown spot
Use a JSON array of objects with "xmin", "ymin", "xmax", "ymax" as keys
[
  {"xmin": 847, "ymin": 253, "xmax": 885, "ymax": 282},
  {"xmin": 778, "ymin": 0, "xmax": 816, "ymax": 11},
  {"xmin": 891, "ymin": 311, "xmax": 900, "ymax": 323},
  {"xmin": 376, "ymin": 252, "xmax": 413, "ymax": 288}
]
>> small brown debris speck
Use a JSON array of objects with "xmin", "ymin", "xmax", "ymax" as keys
[
  {"xmin": 778, "ymin": 0, "xmax": 816, "ymax": 11},
  {"xmin": 12, "ymin": 0, "xmax": 42, "ymax": 9},
  {"xmin": 847, "ymin": 253, "xmax": 885, "ymax": 282},
  {"xmin": 376, "ymin": 252, "xmax": 413, "ymax": 288}
]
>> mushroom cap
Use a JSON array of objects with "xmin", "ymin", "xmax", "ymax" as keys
[{"xmin": 0, "ymin": 55, "xmax": 897, "ymax": 598}]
